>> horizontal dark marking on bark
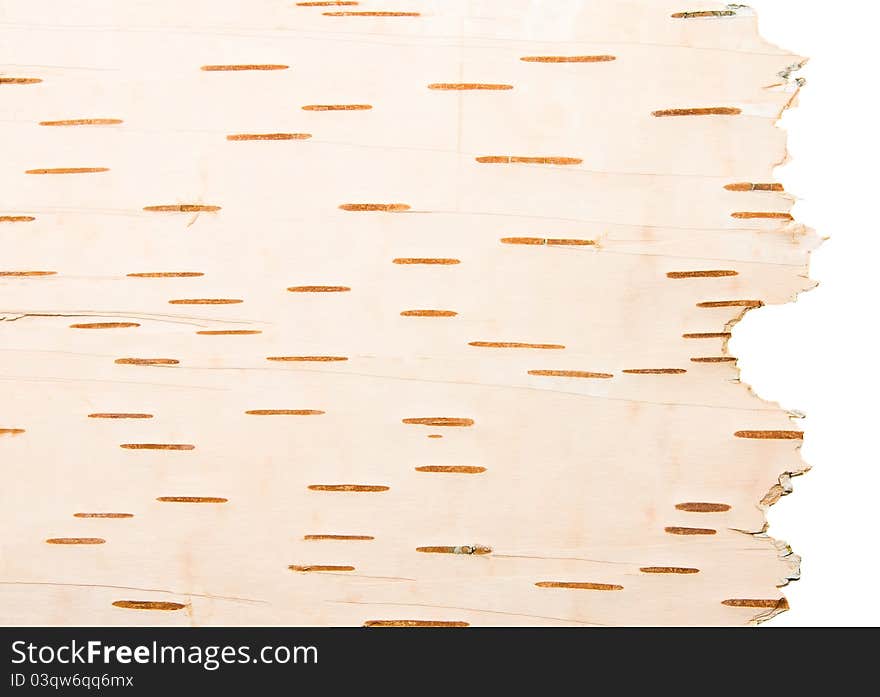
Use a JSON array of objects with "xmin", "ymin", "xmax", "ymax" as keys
[
  {"xmin": 393, "ymin": 258, "xmax": 460, "ymax": 265},
  {"xmin": 402, "ymin": 418, "xmax": 473, "ymax": 427},
  {"xmin": 640, "ymin": 567, "xmax": 700, "ymax": 574},
  {"xmin": 308, "ymin": 484, "xmax": 389, "ymax": 492},
  {"xmin": 304, "ymin": 534, "xmax": 374, "ymax": 541},
  {"xmin": 652, "ymin": 107, "xmax": 741, "ymax": 117},
  {"xmin": 665, "ymin": 527, "xmax": 716, "ymax": 535},
  {"xmin": 121, "ymin": 444, "xmax": 194, "ymax": 450},
  {"xmin": 289, "ymin": 565, "xmax": 355, "ymax": 572},
  {"xmin": 415, "ymin": 466, "xmax": 486, "ymax": 474},
  {"xmin": 143, "ymin": 205, "xmax": 221, "ymax": 212},
  {"xmin": 267, "ymin": 355, "xmax": 348, "ymax": 362},
  {"xmin": 74, "ymin": 513, "xmax": 134, "ymax": 518},
  {"xmin": 302, "ymin": 103, "xmax": 371, "ymax": 110},
  {"xmin": 39, "ymin": 119, "xmax": 122, "ymax": 126},
  {"xmin": 501, "ymin": 237, "xmax": 595, "ymax": 246},
  {"xmin": 528, "ymin": 370, "xmax": 613, "ymax": 379},
  {"xmin": 623, "ymin": 368, "xmax": 687, "ymax": 375},
  {"xmin": 536, "ymin": 582, "xmax": 623, "ymax": 591},
  {"xmin": 428, "ymin": 83, "xmax": 512, "ymax": 91},
  {"xmin": 115, "ymin": 358, "xmax": 179, "ymax": 365},
  {"xmin": 667, "ymin": 270, "xmax": 738, "ymax": 278},
  {"xmin": 521, "ymin": 55, "xmax": 616, "ymax": 63},
  {"xmin": 697, "ymin": 300, "xmax": 764, "ymax": 308},
  {"xmin": 169, "ymin": 298, "xmax": 242, "ymax": 304},
  {"xmin": 127, "ymin": 272, "xmax": 204, "ymax": 278},
  {"xmin": 476, "ymin": 156, "xmax": 582, "ymax": 165},
  {"xmin": 470, "ymin": 341, "xmax": 565, "ymax": 349},
  {"xmin": 676, "ymin": 502, "xmax": 731, "ymax": 513},
  {"xmin": 197, "ymin": 330, "xmax": 262, "ymax": 335},
  {"xmin": 245, "ymin": 409, "xmax": 324, "ymax": 416},
  {"xmin": 88, "ymin": 413, "xmax": 153, "ymax": 419},
  {"xmin": 226, "ymin": 133, "xmax": 311, "ymax": 141},
  {"xmin": 156, "ymin": 497, "xmax": 227, "ymax": 503},
  {"xmin": 201, "ymin": 65, "xmax": 288, "ymax": 71},
  {"xmin": 724, "ymin": 182, "xmax": 784, "ymax": 192},
  {"xmin": 46, "ymin": 538, "xmax": 105, "ymax": 545},
  {"xmin": 731, "ymin": 211, "xmax": 794, "ymax": 220},
  {"xmin": 400, "ymin": 310, "xmax": 457, "ymax": 317},
  {"xmin": 70, "ymin": 322, "xmax": 140, "ymax": 329},
  {"xmin": 734, "ymin": 430, "xmax": 804, "ymax": 440},
  {"xmin": 26, "ymin": 167, "xmax": 108, "ymax": 174},
  {"xmin": 722, "ymin": 598, "xmax": 789, "ymax": 609},
  {"xmin": 339, "ymin": 203, "xmax": 410, "ymax": 212},
  {"xmin": 113, "ymin": 600, "xmax": 186, "ymax": 610}
]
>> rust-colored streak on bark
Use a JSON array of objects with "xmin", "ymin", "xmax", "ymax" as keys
[
  {"xmin": 200, "ymin": 64, "xmax": 288, "ymax": 71},
  {"xmin": 671, "ymin": 10, "xmax": 737, "ymax": 18},
  {"xmin": 652, "ymin": 107, "xmax": 741, "ymax": 117},
  {"xmin": 731, "ymin": 211, "xmax": 794, "ymax": 220},
  {"xmin": 417, "ymin": 546, "xmax": 492, "ymax": 555},
  {"xmin": 1, "ymin": 77, "xmax": 42, "ymax": 84},
  {"xmin": 156, "ymin": 497, "xmax": 227, "ymax": 503},
  {"xmin": 690, "ymin": 357, "xmax": 737, "ymax": 363},
  {"xmin": 308, "ymin": 484, "xmax": 390, "ymax": 492},
  {"xmin": 403, "ymin": 417, "xmax": 474, "ymax": 427},
  {"xmin": 415, "ymin": 466, "xmax": 486, "ymax": 474},
  {"xmin": 267, "ymin": 355, "xmax": 348, "ymax": 362},
  {"xmin": 143, "ymin": 205, "xmax": 221, "ymax": 213},
  {"xmin": 168, "ymin": 298, "xmax": 242, "ymax": 305},
  {"xmin": 640, "ymin": 567, "xmax": 700, "ymax": 574},
  {"xmin": 734, "ymin": 430, "xmax": 804, "ymax": 440},
  {"xmin": 520, "ymin": 55, "xmax": 616, "ymax": 63},
  {"xmin": 623, "ymin": 368, "xmax": 687, "ymax": 375},
  {"xmin": 683, "ymin": 332, "xmax": 732, "ymax": 339},
  {"xmin": 722, "ymin": 598, "xmax": 790, "ymax": 609},
  {"xmin": 364, "ymin": 620, "xmax": 469, "ymax": 627},
  {"xmin": 304, "ymin": 534, "xmax": 374, "ymax": 541},
  {"xmin": 676, "ymin": 502, "xmax": 731, "ymax": 513},
  {"xmin": 245, "ymin": 409, "xmax": 325, "ymax": 416},
  {"xmin": 39, "ymin": 119, "xmax": 122, "ymax": 126},
  {"xmin": 74, "ymin": 513, "xmax": 134, "ymax": 518},
  {"xmin": 45, "ymin": 537, "xmax": 105, "ymax": 545},
  {"xmin": 339, "ymin": 203, "xmax": 410, "ymax": 212},
  {"xmin": 428, "ymin": 83, "xmax": 512, "ymax": 91},
  {"xmin": 665, "ymin": 527, "xmax": 717, "ymax": 535},
  {"xmin": 0, "ymin": 271, "xmax": 56, "ymax": 277},
  {"xmin": 667, "ymin": 270, "xmax": 738, "ymax": 279},
  {"xmin": 289, "ymin": 565, "xmax": 355, "ymax": 572},
  {"xmin": 113, "ymin": 600, "xmax": 186, "ymax": 610},
  {"xmin": 0, "ymin": 429, "xmax": 25, "ymax": 436},
  {"xmin": 128, "ymin": 272, "xmax": 204, "ymax": 278},
  {"xmin": 287, "ymin": 286, "xmax": 350, "ymax": 293},
  {"xmin": 697, "ymin": 300, "xmax": 764, "ymax": 309},
  {"xmin": 528, "ymin": 370, "xmax": 613, "ymax": 379},
  {"xmin": 302, "ymin": 104, "xmax": 372, "ymax": 111},
  {"xmin": 427, "ymin": 434, "xmax": 443, "ymax": 439},
  {"xmin": 115, "ymin": 358, "xmax": 179, "ymax": 366},
  {"xmin": 0, "ymin": 216, "xmax": 35, "ymax": 222},
  {"xmin": 476, "ymin": 156, "xmax": 582, "ymax": 165},
  {"xmin": 88, "ymin": 413, "xmax": 153, "ymax": 419},
  {"xmin": 535, "ymin": 582, "xmax": 623, "ymax": 591},
  {"xmin": 470, "ymin": 341, "xmax": 565, "ymax": 350},
  {"xmin": 400, "ymin": 310, "xmax": 458, "ymax": 317},
  {"xmin": 324, "ymin": 11, "xmax": 420, "ymax": 17},
  {"xmin": 297, "ymin": 1, "xmax": 359, "ymax": 5},
  {"xmin": 724, "ymin": 182, "xmax": 784, "ymax": 192},
  {"xmin": 70, "ymin": 322, "xmax": 140, "ymax": 329},
  {"xmin": 26, "ymin": 167, "xmax": 108, "ymax": 174},
  {"xmin": 121, "ymin": 444, "xmax": 195, "ymax": 451},
  {"xmin": 197, "ymin": 330, "xmax": 262, "ymax": 335},
  {"xmin": 501, "ymin": 237, "xmax": 596, "ymax": 247},
  {"xmin": 393, "ymin": 258, "xmax": 460, "ymax": 265},
  {"xmin": 226, "ymin": 133, "xmax": 312, "ymax": 141}
]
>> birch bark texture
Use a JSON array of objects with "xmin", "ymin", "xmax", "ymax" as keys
[{"xmin": 0, "ymin": 0, "xmax": 817, "ymax": 626}]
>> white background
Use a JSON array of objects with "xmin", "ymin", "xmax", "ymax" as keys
[{"xmin": 731, "ymin": 0, "xmax": 878, "ymax": 626}]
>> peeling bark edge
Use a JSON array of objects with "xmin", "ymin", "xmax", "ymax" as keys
[{"xmin": 728, "ymin": 52, "xmax": 814, "ymax": 626}]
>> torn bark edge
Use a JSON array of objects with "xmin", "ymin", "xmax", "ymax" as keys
[{"xmin": 724, "ymin": 53, "xmax": 815, "ymax": 625}]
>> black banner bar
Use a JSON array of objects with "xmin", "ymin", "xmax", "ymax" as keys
[{"xmin": 1, "ymin": 627, "xmax": 870, "ymax": 692}]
